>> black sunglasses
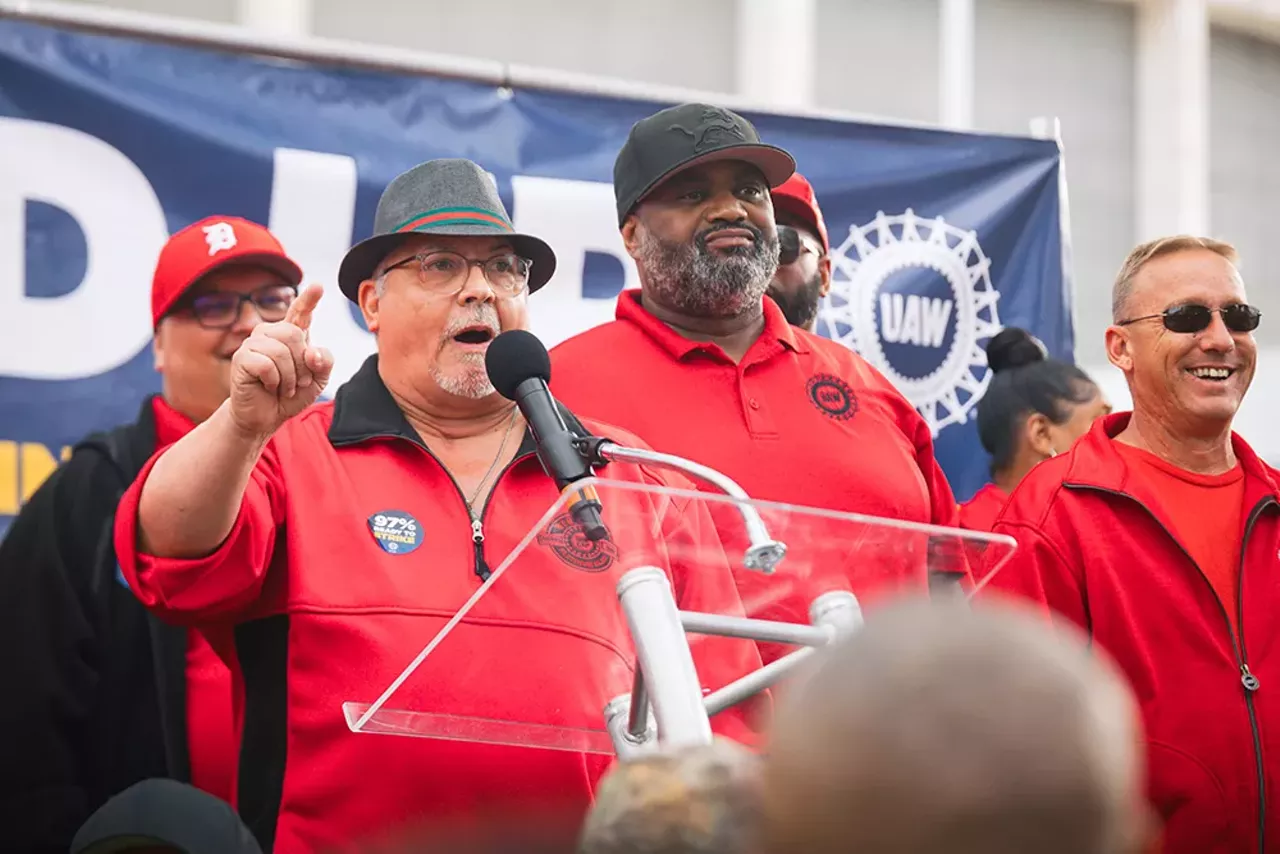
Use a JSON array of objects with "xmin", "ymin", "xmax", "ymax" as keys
[
  {"xmin": 1117, "ymin": 303, "xmax": 1262, "ymax": 334},
  {"xmin": 778, "ymin": 225, "xmax": 823, "ymax": 266}
]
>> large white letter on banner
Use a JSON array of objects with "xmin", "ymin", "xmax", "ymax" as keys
[
  {"xmin": 267, "ymin": 148, "xmax": 375, "ymax": 392},
  {"xmin": 0, "ymin": 119, "xmax": 166, "ymax": 379},
  {"xmin": 511, "ymin": 176, "xmax": 638, "ymax": 348}
]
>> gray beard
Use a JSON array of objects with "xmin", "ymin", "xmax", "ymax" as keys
[
  {"xmin": 431, "ymin": 354, "xmax": 495, "ymax": 399},
  {"xmin": 636, "ymin": 225, "xmax": 780, "ymax": 319}
]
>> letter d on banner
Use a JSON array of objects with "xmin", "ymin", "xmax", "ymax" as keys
[{"xmin": 0, "ymin": 119, "xmax": 166, "ymax": 379}]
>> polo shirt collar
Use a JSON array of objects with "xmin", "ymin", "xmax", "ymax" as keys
[
  {"xmin": 614, "ymin": 289, "xmax": 810, "ymax": 362},
  {"xmin": 330, "ymin": 353, "xmax": 590, "ymax": 458}
]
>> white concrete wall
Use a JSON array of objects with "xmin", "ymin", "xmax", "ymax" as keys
[{"xmin": 974, "ymin": 0, "xmax": 1136, "ymax": 367}]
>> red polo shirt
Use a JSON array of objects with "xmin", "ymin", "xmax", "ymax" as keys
[
  {"xmin": 549, "ymin": 292, "xmax": 961, "ymax": 644},
  {"xmin": 549, "ymin": 291, "xmax": 957, "ymax": 527}
]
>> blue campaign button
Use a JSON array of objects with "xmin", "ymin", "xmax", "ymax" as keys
[{"xmin": 367, "ymin": 510, "xmax": 423, "ymax": 555}]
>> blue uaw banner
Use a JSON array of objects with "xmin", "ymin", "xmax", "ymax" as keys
[{"xmin": 0, "ymin": 16, "xmax": 1071, "ymax": 538}]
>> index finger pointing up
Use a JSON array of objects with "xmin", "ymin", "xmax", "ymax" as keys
[{"xmin": 284, "ymin": 283, "xmax": 324, "ymax": 333}]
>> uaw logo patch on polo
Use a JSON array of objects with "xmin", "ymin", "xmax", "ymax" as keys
[
  {"xmin": 807, "ymin": 373, "xmax": 859, "ymax": 421},
  {"xmin": 816, "ymin": 209, "xmax": 1004, "ymax": 437},
  {"xmin": 537, "ymin": 511, "xmax": 619, "ymax": 573},
  {"xmin": 367, "ymin": 510, "xmax": 423, "ymax": 555}
]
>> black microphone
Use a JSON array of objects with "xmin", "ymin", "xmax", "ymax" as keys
[{"xmin": 485, "ymin": 330, "xmax": 608, "ymax": 541}]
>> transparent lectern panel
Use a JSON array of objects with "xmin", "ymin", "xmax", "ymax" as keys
[{"xmin": 343, "ymin": 477, "xmax": 1016, "ymax": 756}]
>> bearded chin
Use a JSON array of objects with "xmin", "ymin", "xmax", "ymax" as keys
[
  {"xmin": 432, "ymin": 353, "xmax": 496, "ymax": 399},
  {"xmin": 638, "ymin": 230, "xmax": 780, "ymax": 319},
  {"xmin": 767, "ymin": 272, "xmax": 825, "ymax": 329}
]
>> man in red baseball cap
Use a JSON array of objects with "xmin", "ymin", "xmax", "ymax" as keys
[
  {"xmin": 0, "ymin": 215, "xmax": 302, "ymax": 853},
  {"xmin": 768, "ymin": 172, "xmax": 831, "ymax": 332}
]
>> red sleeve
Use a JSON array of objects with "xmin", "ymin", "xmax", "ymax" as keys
[
  {"xmin": 980, "ymin": 515, "xmax": 1088, "ymax": 632},
  {"xmin": 113, "ymin": 439, "xmax": 287, "ymax": 625},
  {"xmin": 908, "ymin": 410, "xmax": 960, "ymax": 529}
]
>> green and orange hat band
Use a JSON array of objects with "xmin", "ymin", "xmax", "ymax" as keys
[{"xmin": 393, "ymin": 207, "xmax": 515, "ymax": 235}]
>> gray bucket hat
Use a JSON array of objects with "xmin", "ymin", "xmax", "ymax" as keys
[{"xmin": 338, "ymin": 158, "xmax": 557, "ymax": 301}]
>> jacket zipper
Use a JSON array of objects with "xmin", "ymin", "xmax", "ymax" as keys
[
  {"xmin": 380, "ymin": 433, "xmax": 534, "ymax": 584},
  {"xmin": 467, "ymin": 451, "xmax": 537, "ymax": 582},
  {"xmin": 1067, "ymin": 484, "xmax": 1273, "ymax": 851},
  {"xmin": 1238, "ymin": 497, "xmax": 1273, "ymax": 854}
]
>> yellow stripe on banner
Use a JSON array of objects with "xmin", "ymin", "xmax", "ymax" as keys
[
  {"xmin": 0, "ymin": 441, "xmax": 17, "ymax": 515},
  {"xmin": 20, "ymin": 443, "xmax": 63, "ymax": 504},
  {"xmin": 0, "ymin": 441, "xmax": 74, "ymax": 515}
]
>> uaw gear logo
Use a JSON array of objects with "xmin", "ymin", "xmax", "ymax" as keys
[
  {"xmin": 202, "ymin": 221, "xmax": 238, "ymax": 256},
  {"xmin": 806, "ymin": 373, "xmax": 859, "ymax": 421},
  {"xmin": 816, "ymin": 209, "xmax": 1003, "ymax": 437},
  {"xmin": 667, "ymin": 107, "xmax": 746, "ymax": 152},
  {"xmin": 537, "ymin": 511, "xmax": 619, "ymax": 573}
]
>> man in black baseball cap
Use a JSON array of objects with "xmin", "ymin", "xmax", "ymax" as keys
[
  {"xmin": 549, "ymin": 103, "xmax": 966, "ymax": 679},
  {"xmin": 608, "ymin": 103, "xmax": 795, "ymax": 333}
]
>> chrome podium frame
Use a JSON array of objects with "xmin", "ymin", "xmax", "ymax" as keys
[
  {"xmin": 602, "ymin": 568, "xmax": 862, "ymax": 759},
  {"xmin": 574, "ymin": 441, "xmax": 864, "ymax": 759}
]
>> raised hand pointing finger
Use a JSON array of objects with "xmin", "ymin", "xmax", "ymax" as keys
[{"xmin": 284, "ymin": 283, "xmax": 324, "ymax": 336}]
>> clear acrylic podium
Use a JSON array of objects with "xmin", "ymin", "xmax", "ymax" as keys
[{"xmin": 343, "ymin": 477, "xmax": 1016, "ymax": 759}]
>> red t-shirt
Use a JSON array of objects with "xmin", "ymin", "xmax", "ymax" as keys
[
  {"xmin": 1113, "ymin": 441, "xmax": 1246, "ymax": 635},
  {"xmin": 151, "ymin": 397, "xmax": 237, "ymax": 805},
  {"xmin": 958, "ymin": 483, "xmax": 1008, "ymax": 533}
]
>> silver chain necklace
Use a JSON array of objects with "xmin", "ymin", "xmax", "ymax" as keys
[{"xmin": 464, "ymin": 405, "xmax": 520, "ymax": 512}]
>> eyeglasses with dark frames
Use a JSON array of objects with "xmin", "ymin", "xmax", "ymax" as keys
[
  {"xmin": 1116, "ymin": 303, "xmax": 1262, "ymax": 335},
  {"xmin": 181, "ymin": 284, "xmax": 299, "ymax": 329}
]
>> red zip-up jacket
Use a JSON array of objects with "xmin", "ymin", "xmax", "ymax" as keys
[
  {"xmin": 114, "ymin": 356, "xmax": 763, "ymax": 854},
  {"xmin": 982, "ymin": 413, "xmax": 1280, "ymax": 854}
]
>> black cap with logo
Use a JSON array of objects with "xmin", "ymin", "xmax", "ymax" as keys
[{"xmin": 612, "ymin": 103, "xmax": 797, "ymax": 226}]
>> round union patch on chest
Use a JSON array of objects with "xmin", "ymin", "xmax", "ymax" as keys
[
  {"xmin": 806, "ymin": 373, "xmax": 859, "ymax": 421},
  {"xmin": 536, "ymin": 511, "xmax": 619, "ymax": 573},
  {"xmin": 367, "ymin": 510, "xmax": 423, "ymax": 555}
]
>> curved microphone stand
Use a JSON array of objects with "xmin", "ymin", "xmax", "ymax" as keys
[
  {"xmin": 573, "ymin": 437, "xmax": 787, "ymax": 574},
  {"xmin": 569, "ymin": 436, "xmax": 864, "ymax": 759}
]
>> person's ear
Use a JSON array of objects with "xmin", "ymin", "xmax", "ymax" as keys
[
  {"xmin": 1025, "ymin": 412, "xmax": 1057, "ymax": 459},
  {"xmin": 152, "ymin": 323, "xmax": 166, "ymax": 373},
  {"xmin": 358, "ymin": 279, "xmax": 381, "ymax": 333},
  {"xmin": 621, "ymin": 217, "xmax": 643, "ymax": 262},
  {"xmin": 1106, "ymin": 325, "xmax": 1134, "ymax": 374}
]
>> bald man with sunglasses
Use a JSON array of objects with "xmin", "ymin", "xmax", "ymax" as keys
[{"xmin": 983, "ymin": 236, "xmax": 1278, "ymax": 854}]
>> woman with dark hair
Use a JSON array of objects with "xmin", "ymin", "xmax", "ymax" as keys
[{"xmin": 961, "ymin": 328, "xmax": 1111, "ymax": 531}]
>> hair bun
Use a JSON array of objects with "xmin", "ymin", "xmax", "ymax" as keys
[{"xmin": 986, "ymin": 327, "xmax": 1047, "ymax": 373}]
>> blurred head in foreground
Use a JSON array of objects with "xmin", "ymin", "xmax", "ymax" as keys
[
  {"xmin": 764, "ymin": 597, "xmax": 1154, "ymax": 854},
  {"xmin": 578, "ymin": 739, "xmax": 765, "ymax": 854}
]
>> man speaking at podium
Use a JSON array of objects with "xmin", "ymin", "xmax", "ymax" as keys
[
  {"xmin": 111, "ymin": 159, "xmax": 759, "ymax": 853},
  {"xmin": 549, "ymin": 105, "xmax": 962, "ymax": 619}
]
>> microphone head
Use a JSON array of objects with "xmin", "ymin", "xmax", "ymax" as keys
[{"xmin": 485, "ymin": 329, "xmax": 552, "ymax": 401}]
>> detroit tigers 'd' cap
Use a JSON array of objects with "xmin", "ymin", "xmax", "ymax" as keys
[
  {"xmin": 613, "ymin": 103, "xmax": 796, "ymax": 226},
  {"xmin": 150, "ymin": 215, "xmax": 303, "ymax": 328}
]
